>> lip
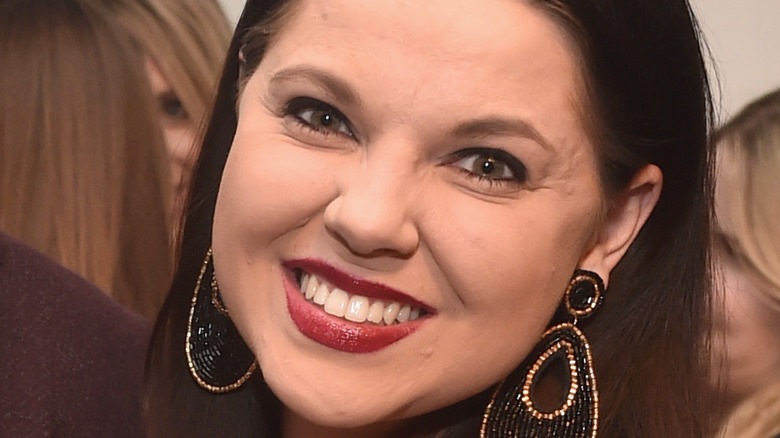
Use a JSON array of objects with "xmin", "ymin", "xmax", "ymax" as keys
[{"xmin": 281, "ymin": 259, "xmax": 434, "ymax": 353}]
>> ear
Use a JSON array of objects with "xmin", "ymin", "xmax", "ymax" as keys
[{"xmin": 578, "ymin": 164, "xmax": 663, "ymax": 287}]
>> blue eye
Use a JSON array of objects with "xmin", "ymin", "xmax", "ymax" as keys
[
  {"xmin": 449, "ymin": 147, "xmax": 528, "ymax": 185},
  {"xmin": 285, "ymin": 97, "xmax": 354, "ymax": 138}
]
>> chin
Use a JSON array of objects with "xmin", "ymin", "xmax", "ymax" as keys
[
  {"xmin": 278, "ymin": 386, "xmax": 406, "ymax": 430},
  {"xmin": 261, "ymin": 364, "xmax": 426, "ymax": 431}
]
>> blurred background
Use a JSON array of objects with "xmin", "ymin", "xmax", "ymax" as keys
[{"xmin": 215, "ymin": 0, "xmax": 780, "ymax": 121}]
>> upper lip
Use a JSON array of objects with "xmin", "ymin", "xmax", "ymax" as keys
[{"xmin": 283, "ymin": 258, "xmax": 435, "ymax": 314}]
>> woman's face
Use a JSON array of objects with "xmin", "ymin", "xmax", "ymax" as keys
[
  {"xmin": 213, "ymin": 0, "xmax": 608, "ymax": 430},
  {"xmin": 145, "ymin": 58, "xmax": 196, "ymax": 217}
]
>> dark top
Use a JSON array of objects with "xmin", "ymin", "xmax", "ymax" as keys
[{"xmin": 0, "ymin": 232, "xmax": 150, "ymax": 437}]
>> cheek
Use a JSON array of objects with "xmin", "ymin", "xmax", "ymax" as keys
[
  {"xmin": 211, "ymin": 131, "xmax": 344, "ymax": 362},
  {"xmin": 214, "ymin": 135, "xmax": 339, "ymax": 248},
  {"xmin": 163, "ymin": 124, "xmax": 196, "ymax": 159},
  {"xmin": 407, "ymin": 187, "xmax": 597, "ymax": 386},
  {"xmin": 422, "ymin": 186, "xmax": 593, "ymax": 310},
  {"xmin": 721, "ymin": 264, "xmax": 760, "ymax": 343}
]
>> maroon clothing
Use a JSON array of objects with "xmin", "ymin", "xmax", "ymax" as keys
[{"xmin": 0, "ymin": 232, "xmax": 150, "ymax": 437}]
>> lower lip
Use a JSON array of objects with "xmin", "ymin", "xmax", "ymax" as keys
[{"xmin": 282, "ymin": 270, "xmax": 425, "ymax": 353}]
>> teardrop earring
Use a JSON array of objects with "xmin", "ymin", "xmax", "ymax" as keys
[
  {"xmin": 481, "ymin": 269, "xmax": 604, "ymax": 438},
  {"xmin": 185, "ymin": 248, "xmax": 258, "ymax": 393}
]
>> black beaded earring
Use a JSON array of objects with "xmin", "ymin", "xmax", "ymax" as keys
[
  {"xmin": 186, "ymin": 248, "xmax": 258, "ymax": 393},
  {"xmin": 481, "ymin": 269, "xmax": 604, "ymax": 438}
]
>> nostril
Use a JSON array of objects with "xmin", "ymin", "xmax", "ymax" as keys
[{"xmin": 323, "ymin": 193, "xmax": 420, "ymax": 257}]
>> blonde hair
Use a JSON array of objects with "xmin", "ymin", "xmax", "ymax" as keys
[
  {"xmin": 100, "ymin": 0, "xmax": 231, "ymax": 239},
  {"xmin": 715, "ymin": 89, "xmax": 780, "ymax": 301},
  {"xmin": 715, "ymin": 88, "xmax": 780, "ymax": 438},
  {"xmin": 104, "ymin": 0, "xmax": 231, "ymax": 145},
  {"xmin": 0, "ymin": 0, "xmax": 172, "ymax": 319}
]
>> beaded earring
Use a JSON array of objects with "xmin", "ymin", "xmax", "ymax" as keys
[
  {"xmin": 185, "ymin": 248, "xmax": 258, "ymax": 393},
  {"xmin": 481, "ymin": 269, "xmax": 604, "ymax": 438}
]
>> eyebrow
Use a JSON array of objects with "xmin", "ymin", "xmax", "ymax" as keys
[
  {"xmin": 268, "ymin": 65, "xmax": 361, "ymax": 107},
  {"xmin": 452, "ymin": 117, "xmax": 553, "ymax": 151},
  {"xmin": 269, "ymin": 65, "xmax": 552, "ymax": 150}
]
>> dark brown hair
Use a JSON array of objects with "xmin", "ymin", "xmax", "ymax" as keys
[
  {"xmin": 145, "ymin": 0, "xmax": 719, "ymax": 436},
  {"xmin": 0, "ymin": 0, "xmax": 173, "ymax": 319}
]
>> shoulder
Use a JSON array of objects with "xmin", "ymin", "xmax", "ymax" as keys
[{"xmin": 0, "ymin": 232, "xmax": 151, "ymax": 437}]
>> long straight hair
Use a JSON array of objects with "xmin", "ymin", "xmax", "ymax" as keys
[
  {"xmin": 98, "ymin": 0, "xmax": 232, "ymax": 246},
  {"xmin": 713, "ymin": 89, "xmax": 780, "ymax": 298},
  {"xmin": 102, "ymin": 0, "xmax": 232, "ymax": 169},
  {"xmin": 144, "ymin": 0, "xmax": 720, "ymax": 436},
  {"xmin": 0, "ymin": 0, "xmax": 172, "ymax": 319}
]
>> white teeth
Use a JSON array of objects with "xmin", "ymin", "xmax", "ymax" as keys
[
  {"xmin": 383, "ymin": 302, "xmax": 401, "ymax": 325},
  {"xmin": 304, "ymin": 275, "xmax": 319, "ymax": 300},
  {"xmin": 324, "ymin": 288, "xmax": 348, "ymax": 317},
  {"xmin": 298, "ymin": 272, "xmax": 424, "ymax": 326},
  {"xmin": 345, "ymin": 296, "xmax": 369, "ymax": 322},
  {"xmin": 397, "ymin": 305, "xmax": 411, "ymax": 323},
  {"xmin": 313, "ymin": 283, "xmax": 329, "ymax": 305},
  {"xmin": 300, "ymin": 274, "xmax": 310, "ymax": 296},
  {"xmin": 367, "ymin": 301, "xmax": 385, "ymax": 323}
]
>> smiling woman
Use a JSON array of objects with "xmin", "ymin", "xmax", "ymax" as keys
[{"xmin": 144, "ymin": 0, "xmax": 720, "ymax": 437}]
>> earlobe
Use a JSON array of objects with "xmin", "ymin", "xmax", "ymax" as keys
[{"xmin": 578, "ymin": 164, "xmax": 663, "ymax": 286}]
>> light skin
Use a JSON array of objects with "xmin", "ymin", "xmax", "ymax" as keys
[
  {"xmin": 713, "ymin": 147, "xmax": 780, "ymax": 408},
  {"xmin": 145, "ymin": 57, "xmax": 195, "ymax": 216},
  {"xmin": 211, "ymin": 0, "xmax": 661, "ymax": 437}
]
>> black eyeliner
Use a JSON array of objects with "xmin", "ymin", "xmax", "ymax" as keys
[
  {"xmin": 282, "ymin": 96, "xmax": 357, "ymax": 140},
  {"xmin": 449, "ymin": 147, "xmax": 528, "ymax": 183}
]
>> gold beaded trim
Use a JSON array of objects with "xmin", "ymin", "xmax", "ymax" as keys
[
  {"xmin": 521, "ymin": 338, "xmax": 578, "ymax": 419},
  {"xmin": 210, "ymin": 266, "xmax": 230, "ymax": 315},
  {"xmin": 480, "ymin": 322, "xmax": 599, "ymax": 438},
  {"xmin": 185, "ymin": 248, "xmax": 258, "ymax": 393}
]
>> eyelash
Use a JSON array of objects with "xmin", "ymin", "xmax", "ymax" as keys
[
  {"xmin": 283, "ymin": 97, "xmax": 356, "ymax": 139},
  {"xmin": 447, "ymin": 147, "xmax": 528, "ymax": 187}
]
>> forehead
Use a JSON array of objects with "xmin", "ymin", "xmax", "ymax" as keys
[
  {"xmin": 286, "ymin": 1, "xmax": 557, "ymax": 49},
  {"xmin": 265, "ymin": 0, "xmax": 578, "ymax": 77},
  {"xmin": 259, "ymin": 0, "xmax": 587, "ymax": 142}
]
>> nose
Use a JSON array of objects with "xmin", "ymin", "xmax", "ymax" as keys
[{"xmin": 323, "ymin": 162, "xmax": 420, "ymax": 258}]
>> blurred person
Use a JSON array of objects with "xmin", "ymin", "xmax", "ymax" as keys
[
  {"xmin": 102, "ymin": 0, "xmax": 232, "ymax": 230},
  {"xmin": 0, "ymin": 0, "xmax": 172, "ymax": 320},
  {"xmin": 713, "ymin": 88, "xmax": 780, "ymax": 438}
]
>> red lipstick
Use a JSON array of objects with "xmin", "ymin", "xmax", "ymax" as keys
[{"xmin": 281, "ymin": 259, "xmax": 433, "ymax": 353}]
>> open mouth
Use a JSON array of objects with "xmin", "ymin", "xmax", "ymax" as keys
[
  {"xmin": 282, "ymin": 259, "xmax": 433, "ymax": 353},
  {"xmin": 294, "ymin": 269, "xmax": 427, "ymax": 325}
]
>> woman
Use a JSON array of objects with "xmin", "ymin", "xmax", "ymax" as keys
[
  {"xmin": 0, "ymin": 0, "xmax": 172, "ymax": 320},
  {"xmin": 101, "ymin": 0, "xmax": 232, "ymax": 230},
  {"xmin": 713, "ymin": 89, "xmax": 780, "ymax": 438},
  {"xmin": 144, "ymin": 0, "xmax": 719, "ymax": 437}
]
